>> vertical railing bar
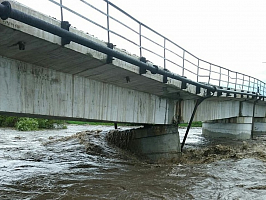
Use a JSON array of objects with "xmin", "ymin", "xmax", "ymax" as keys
[
  {"xmin": 263, "ymin": 83, "xmax": 265, "ymax": 96},
  {"xmin": 242, "ymin": 74, "xmax": 245, "ymax": 90},
  {"xmin": 227, "ymin": 70, "xmax": 230, "ymax": 89},
  {"xmin": 258, "ymin": 79, "xmax": 260, "ymax": 93},
  {"xmin": 260, "ymin": 81, "xmax": 262, "ymax": 94},
  {"xmin": 235, "ymin": 72, "xmax": 237, "ymax": 90},
  {"xmin": 219, "ymin": 67, "xmax": 221, "ymax": 87},
  {"xmin": 208, "ymin": 64, "xmax": 211, "ymax": 84},
  {"xmin": 248, "ymin": 76, "xmax": 251, "ymax": 92},
  {"xmin": 257, "ymin": 79, "xmax": 260, "ymax": 93},
  {"xmin": 163, "ymin": 38, "xmax": 166, "ymax": 69},
  {"xmin": 106, "ymin": 0, "xmax": 110, "ymax": 43},
  {"xmin": 182, "ymin": 50, "xmax": 185, "ymax": 76},
  {"xmin": 139, "ymin": 23, "xmax": 142, "ymax": 57},
  {"xmin": 253, "ymin": 78, "xmax": 255, "ymax": 92},
  {"xmin": 197, "ymin": 59, "xmax": 200, "ymax": 83},
  {"xmin": 60, "ymin": 0, "xmax": 63, "ymax": 21}
]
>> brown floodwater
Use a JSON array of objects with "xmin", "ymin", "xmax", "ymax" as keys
[{"xmin": 1, "ymin": 125, "xmax": 266, "ymax": 199}]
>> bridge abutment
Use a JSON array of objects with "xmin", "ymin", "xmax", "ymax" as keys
[{"xmin": 106, "ymin": 125, "xmax": 181, "ymax": 162}]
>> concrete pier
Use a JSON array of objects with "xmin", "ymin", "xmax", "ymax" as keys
[
  {"xmin": 253, "ymin": 118, "xmax": 266, "ymax": 136},
  {"xmin": 106, "ymin": 125, "xmax": 181, "ymax": 161},
  {"xmin": 202, "ymin": 117, "xmax": 253, "ymax": 139},
  {"xmin": 202, "ymin": 117, "xmax": 266, "ymax": 139}
]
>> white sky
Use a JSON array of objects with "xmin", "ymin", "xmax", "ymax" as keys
[{"xmin": 15, "ymin": 0, "xmax": 266, "ymax": 82}]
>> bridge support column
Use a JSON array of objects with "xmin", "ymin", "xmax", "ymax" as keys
[
  {"xmin": 106, "ymin": 125, "xmax": 181, "ymax": 162},
  {"xmin": 202, "ymin": 117, "xmax": 253, "ymax": 139},
  {"xmin": 253, "ymin": 118, "xmax": 266, "ymax": 135}
]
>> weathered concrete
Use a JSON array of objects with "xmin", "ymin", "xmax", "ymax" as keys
[
  {"xmin": 253, "ymin": 118, "xmax": 266, "ymax": 135},
  {"xmin": 0, "ymin": 55, "xmax": 177, "ymax": 124},
  {"xmin": 106, "ymin": 125, "xmax": 180, "ymax": 161},
  {"xmin": 181, "ymin": 99, "xmax": 266, "ymax": 123},
  {"xmin": 202, "ymin": 117, "xmax": 253, "ymax": 139}
]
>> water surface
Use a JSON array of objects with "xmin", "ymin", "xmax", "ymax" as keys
[{"xmin": 1, "ymin": 125, "xmax": 266, "ymax": 199}]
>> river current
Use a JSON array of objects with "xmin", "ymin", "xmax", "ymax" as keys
[{"xmin": 1, "ymin": 125, "xmax": 266, "ymax": 199}]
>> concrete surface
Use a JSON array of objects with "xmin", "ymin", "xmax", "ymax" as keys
[{"xmin": 106, "ymin": 125, "xmax": 181, "ymax": 161}]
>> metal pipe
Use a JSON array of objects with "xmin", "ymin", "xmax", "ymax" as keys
[
  {"xmin": 181, "ymin": 94, "xmax": 212, "ymax": 151},
  {"xmin": 0, "ymin": 2, "xmax": 263, "ymax": 99}
]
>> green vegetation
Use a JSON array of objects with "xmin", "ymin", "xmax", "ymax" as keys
[
  {"xmin": 0, "ymin": 116, "xmax": 18, "ymax": 127},
  {"xmin": 0, "ymin": 115, "xmax": 66, "ymax": 131},
  {"xmin": 16, "ymin": 118, "xmax": 39, "ymax": 131},
  {"xmin": 179, "ymin": 121, "xmax": 202, "ymax": 127},
  {"xmin": 0, "ymin": 115, "xmax": 202, "ymax": 131}
]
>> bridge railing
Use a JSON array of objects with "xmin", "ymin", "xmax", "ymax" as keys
[{"xmin": 47, "ymin": 0, "xmax": 265, "ymax": 96}]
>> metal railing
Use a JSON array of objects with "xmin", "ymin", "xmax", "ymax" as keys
[{"xmin": 47, "ymin": 0, "xmax": 265, "ymax": 96}]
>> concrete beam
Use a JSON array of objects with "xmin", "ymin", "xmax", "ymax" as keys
[{"xmin": 0, "ymin": 55, "xmax": 176, "ymax": 124}]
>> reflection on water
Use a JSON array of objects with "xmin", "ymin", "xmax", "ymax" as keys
[{"xmin": 1, "ymin": 125, "xmax": 266, "ymax": 199}]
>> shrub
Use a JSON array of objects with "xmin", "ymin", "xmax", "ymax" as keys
[
  {"xmin": 37, "ymin": 118, "xmax": 65, "ymax": 129},
  {"xmin": 0, "ymin": 115, "xmax": 67, "ymax": 131},
  {"xmin": 0, "ymin": 116, "xmax": 18, "ymax": 127},
  {"xmin": 16, "ymin": 118, "xmax": 39, "ymax": 131}
]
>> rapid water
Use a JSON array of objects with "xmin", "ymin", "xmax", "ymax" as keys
[{"xmin": 1, "ymin": 125, "xmax": 266, "ymax": 199}]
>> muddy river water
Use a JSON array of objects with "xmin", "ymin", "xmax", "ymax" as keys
[{"xmin": 1, "ymin": 125, "xmax": 266, "ymax": 199}]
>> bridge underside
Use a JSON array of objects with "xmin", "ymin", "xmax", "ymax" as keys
[{"xmin": 0, "ymin": 55, "xmax": 178, "ymax": 124}]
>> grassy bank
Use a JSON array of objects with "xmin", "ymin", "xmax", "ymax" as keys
[
  {"xmin": 0, "ymin": 115, "xmax": 202, "ymax": 131},
  {"xmin": 0, "ymin": 115, "xmax": 66, "ymax": 131},
  {"xmin": 179, "ymin": 121, "xmax": 202, "ymax": 127}
]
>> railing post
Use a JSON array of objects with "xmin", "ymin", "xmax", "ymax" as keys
[
  {"xmin": 248, "ymin": 76, "xmax": 251, "ymax": 92},
  {"xmin": 106, "ymin": 0, "xmax": 110, "ymax": 43},
  {"xmin": 235, "ymin": 72, "xmax": 238, "ymax": 90},
  {"xmin": 60, "ymin": 0, "xmax": 63, "ymax": 21},
  {"xmin": 227, "ymin": 70, "xmax": 230, "ymax": 88},
  {"xmin": 182, "ymin": 50, "xmax": 185, "ymax": 76},
  {"xmin": 197, "ymin": 59, "xmax": 199, "ymax": 82},
  {"xmin": 208, "ymin": 64, "xmax": 211, "ymax": 84},
  {"xmin": 242, "ymin": 74, "xmax": 245, "ymax": 90},
  {"xmin": 139, "ymin": 23, "xmax": 142, "ymax": 57},
  {"xmin": 263, "ymin": 83, "xmax": 265, "ymax": 96},
  {"xmin": 163, "ymin": 37, "xmax": 166, "ymax": 69},
  {"xmin": 258, "ymin": 81, "xmax": 261, "ymax": 94},
  {"xmin": 219, "ymin": 67, "xmax": 221, "ymax": 87},
  {"xmin": 253, "ymin": 78, "xmax": 255, "ymax": 92}
]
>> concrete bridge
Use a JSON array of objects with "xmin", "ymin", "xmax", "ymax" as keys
[{"xmin": 0, "ymin": 0, "xmax": 266, "ymax": 160}]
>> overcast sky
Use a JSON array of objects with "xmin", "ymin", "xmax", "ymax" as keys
[{"xmin": 15, "ymin": 0, "xmax": 266, "ymax": 82}]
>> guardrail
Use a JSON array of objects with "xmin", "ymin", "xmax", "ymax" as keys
[{"xmin": 32, "ymin": 0, "xmax": 266, "ymax": 96}]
